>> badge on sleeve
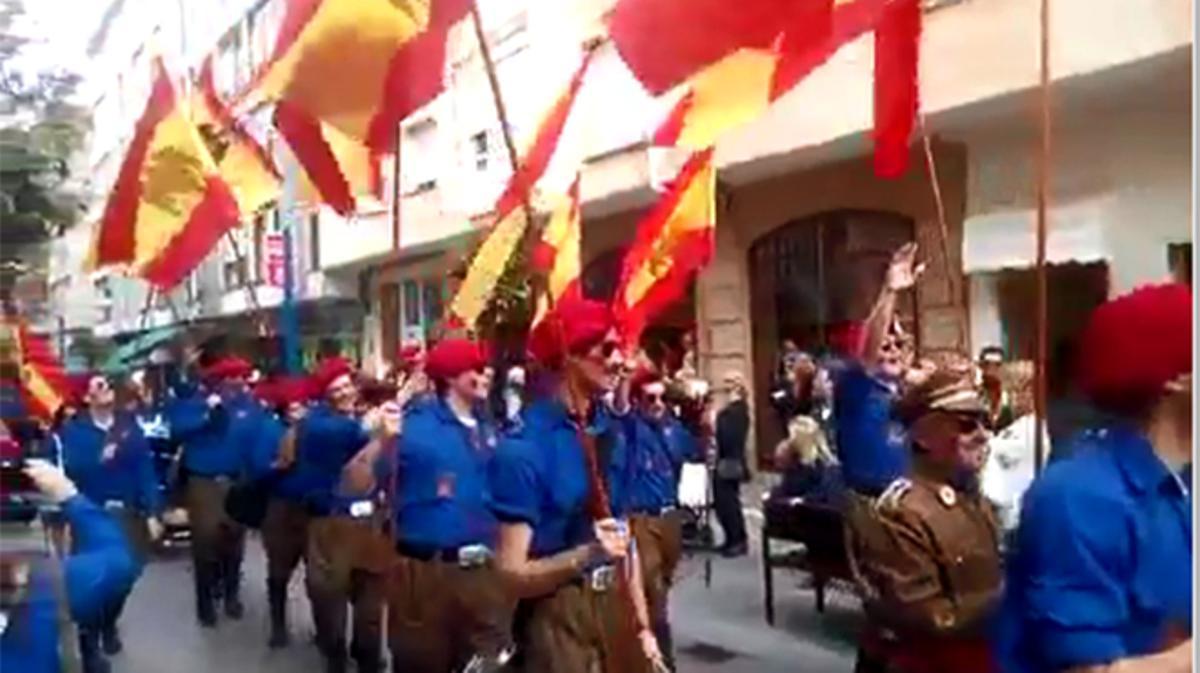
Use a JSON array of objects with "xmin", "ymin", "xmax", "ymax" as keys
[
  {"xmin": 436, "ymin": 472, "xmax": 456, "ymax": 498},
  {"xmin": 938, "ymin": 485, "xmax": 957, "ymax": 507}
]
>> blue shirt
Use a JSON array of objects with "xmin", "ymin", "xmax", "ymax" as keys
[
  {"xmin": 489, "ymin": 397, "xmax": 627, "ymax": 557},
  {"xmin": 168, "ymin": 391, "xmax": 261, "ymax": 477},
  {"xmin": 618, "ymin": 412, "xmax": 698, "ymax": 514},
  {"xmin": 833, "ymin": 363, "xmax": 908, "ymax": 494},
  {"xmin": 388, "ymin": 397, "xmax": 498, "ymax": 550},
  {"xmin": 294, "ymin": 403, "xmax": 370, "ymax": 515},
  {"xmin": 995, "ymin": 425, "xmax": 1192, "ymax": 672},
  {"xmin": 60, "ymin": 413, "xmax": 163, "ymax": 516},
  {"xmin": 1, "ymin": 496, "xmax": 139, "ymax": 672}
]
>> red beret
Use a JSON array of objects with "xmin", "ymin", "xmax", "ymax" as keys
[
  {"xmin": 1077, "ymin": 283, "xmax": 1193, "ymax": 413},
  {"xmin": 256, "ymin": 376, "xmax": 311, "ymax": 407},
  {"xmin": 426, "ymin": 339, "xmax": 487, "ymax": 381},
  {"xmin": 310, "ymin": 357, "xmax": 354, "ymax": 397},
  {"xmin": 629, "ymin": 367, "xmax": 664, "ymax": 393},
  {"xmin": 397, "ymin": 342, "xmax": 424, "ymax": 365},
  {"xmin": 827, "ymin": 321, "xmax": 865, "ymax": 357},
  {"xmin": 528, "ymin": 297, "xmax": 615, "ymax": 367},
  {"xmin": 203, "ymin": 356, "xmax": 253, "ymax": 382},
  {"xmin": 67, "ymin": 372, "xmax": 99, "ymax": 406}
]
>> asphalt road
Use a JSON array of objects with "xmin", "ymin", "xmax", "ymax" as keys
[{"xmin": 112, "ymin": 534, "xmax": 859, "ymax": 673}]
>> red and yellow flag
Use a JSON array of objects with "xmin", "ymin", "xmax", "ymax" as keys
[
  {"xmin": 648, "ymin": 0, "xmax": 920, "ymax": 178},
  {"xmin": 193, "ymin": 60, "xmax": 281, "ymax": 216},
  {"xmin": 530, "ymin": 178, "xmax": 582, "ymax": 329},
  {"xmin": 614, "ymin": 150, "xmax": 716, "ymax": 344},
  {"xmin": 92, "ymin": 59, "xmax": 241, "ymax": 289},
  {"xmin": 448, "ymin": 51, "xmax": 595, "ymax": 329},
  {"xmin": 0, "ymin": 317, "xmax": 68, "ymax": 421},
  {"xmin": 247, "ymin": 0, "xmax": 468, "ymax": 215}
]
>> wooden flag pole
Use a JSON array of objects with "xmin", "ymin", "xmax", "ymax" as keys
[
  {"xmin": 1033, "ymin": 0, "xmax": 1051, "ymax": 473},
  {"xmin": 223, "ymin": 229, "xmax": 265, "ymax": 327},
  {"xmin": 919, "ymin": 117, "xmax": 966, "ymax": 348}
]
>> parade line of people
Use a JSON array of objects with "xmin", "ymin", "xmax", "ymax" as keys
[{"xmin": 1, "ymin": 244, "xmax": 1193, "ymax": 673}]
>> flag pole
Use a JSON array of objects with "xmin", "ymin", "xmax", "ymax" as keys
[
  {"xmin": 223, "ymin": 230, "xmax": 264, "ymax": 326},
  {"xmin": 1033, "ymin": 0, "xmax": 1051, "ymax": 472},
  {"xmin": 919, "ymin": 117, "xmax": 965, "ymax": 347},
  {"xmin": 468, "ymin": 1, "xmax": 537, "ymax": 230}
]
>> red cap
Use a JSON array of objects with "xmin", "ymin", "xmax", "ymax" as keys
[
  {"xmin": 67, "ymin": 372, "xmax": 98, "ymax": 406},
  {"xmin": 310, "ymin": 357, "xmax": 353, "ymax": 397},
  {"xmin": 827, "ymin": 321, "xmax": 865, "ymax": 357},
  {"xmin": 426, "ymin": 339, "xmax": 488, "ymax": 381},
  {"xmin": 1077, "ymin": 283, "xmax": 1193, "ymax": 414},
  {"xmin": 528, "ymin": 296, "xmax": 615, "ymax": 367},
  {"xmin": 256, "ymin": 376, "xmax": 311, "ymax": 408},
  {"xmin": 203, "ymin": 356, "xmax": 253, "ymax": 382},
  {"xmin": 629, "ymin": 366, "xmax": 663, "ymax": 393}
]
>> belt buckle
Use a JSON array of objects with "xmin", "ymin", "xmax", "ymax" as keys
[
  {"xmin": 348, "ymin": 500, "xmax": 375, "ymax": 518},
  {"xmin": 457, "ymin": 544, "xmax": 489, "ymax": 568},
  {"xmin": 103, "ymin": 500, "xmax": 125, "ymax": 511},
  {"xmin": 589, "ymin": 565, "xmax": 616, "ymax": 592}
]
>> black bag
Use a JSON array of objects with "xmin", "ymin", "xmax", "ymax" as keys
[{"xmin": 224, "ymin": 477, "xmax": 273, "ymax": 529}]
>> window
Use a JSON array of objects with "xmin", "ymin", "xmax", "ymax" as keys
[
  {"xmin": 422, "ymin": 280, "xmax": 443, "ymax": 326},
  {"xmin": 1168, "ymin": 243, "xmax": 1192, "ymax": 286},
  {"xmin": 94, "ymin": 278, "xmax": 113, "ymax": 323},
  {"xmin": 308, "ymin": 212, "xmax": 321, "ymax": 270},
  {"xmin": 402, "ymin": 280, "xmax": 421, "ymax": 327},
  {"xmin": 403, "ymin": 120, "xmax": 439, "ymax": 193},
  {"xmin": 471, "ymin": 131, "xmax": 490, "ymax": 171},
  {"xmin": 223, "ymin": 256, "xmax": 248, "ymax": 289}
]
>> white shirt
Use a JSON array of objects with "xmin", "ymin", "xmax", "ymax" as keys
[{"xmin": 980, "ymin": 413, "xmax": 1046, "ymax": 531}]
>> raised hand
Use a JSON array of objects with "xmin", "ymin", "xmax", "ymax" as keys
[{"xmin": 885, "ymin": 242, "xmax": 926, "ymax": 292}]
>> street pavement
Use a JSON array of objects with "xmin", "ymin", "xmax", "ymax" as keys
[{"xmin": 113, "ymin": 531, "xmax": 860, "ymax": 673}]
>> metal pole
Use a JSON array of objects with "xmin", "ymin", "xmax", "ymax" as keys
[
  {"xmin": 224, "ymin": 230, "xmax": 262, "ymax": 317},
  {"xmin": 1033, "ymin": 0, "xmax": 1051, "ymax": 472},
  {"xmin": 280, "ymin": 156, "xmax": 301, "ymax": 374},
  {"xmin": 391, "ymin": 127, "xmax": 403, "ymax": 251}
]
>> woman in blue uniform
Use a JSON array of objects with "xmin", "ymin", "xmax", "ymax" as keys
[
  {"xmin": 489, "ymin": 297, "xmax": 664, "ymax": 673},
  {"xmin": 60, "ymin": 373, "xmax": 163, "ymax": 659},
  {"xmin": 361, "ymin": 338, "xmax": 511, "ymax": 673},
  {"xmin": 996, "ymin": 283, "xmax": 1193, "ymax": 673}
]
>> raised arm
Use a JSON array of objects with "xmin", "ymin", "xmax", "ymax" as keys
[{"xmin": 862, "ymin": 243, "xmax": 922, "ymax": 369}]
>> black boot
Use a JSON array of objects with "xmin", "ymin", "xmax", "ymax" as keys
[
  {"xmin": 223, "ymin": 558, "xmax": 244, "ymax": 620},
  {"xmin": 100, "ymin": 622, "xmax": 124, "ymax": 655},
  {"xmin": 351, "ymin": 645, "xmax": 382, "ymax": 673},
  {"xmin": 79, "ymin": 629, "xmax": 112, "ymax": 673},
  {"xmin": 194, "ymin": 562, "xmax": 218, "ymax": 627},
  {"xmin": 323, "ymin": 647, "xmax": 348, "ymax": 673},
  {"xmin": 267, "ymin": 581, "xmax": 290, "ymax": 648}
]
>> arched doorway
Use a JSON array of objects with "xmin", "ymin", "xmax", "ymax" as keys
[{"xmin": 748, "ymin": 210, "xmax": 916, "ymax": 467}]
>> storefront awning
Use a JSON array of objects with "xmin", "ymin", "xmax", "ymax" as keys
[
  {"xmin": 101, "ymin": 325, "xmax": 181, "ymax": 373},
  {"xmin": 962, "ymin": 197, "xmax": 1111, "ymax": 273}
]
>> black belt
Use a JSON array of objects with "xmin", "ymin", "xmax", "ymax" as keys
[{"xmin": 395, "ymin": 540, "xmax": 491, "ymax": 567}]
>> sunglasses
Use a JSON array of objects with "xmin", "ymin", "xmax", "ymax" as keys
[
  {"xmin": 950, "ymin": 413, "xmax": 986, "ymax": 433},
  {"xmin": 89, "ymin": 379, "xmax": 111, "ymax": 393},
  {"xmin": 642, "ymin": 393, "xmax": 665, "ymax": 404},
  {"xmin": 600, "ymin": 341, "xmax": 621, "ymax": 358}
]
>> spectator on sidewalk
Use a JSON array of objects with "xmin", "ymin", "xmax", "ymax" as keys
[{"xmin": 713, "ymin": 371, "xmax": 750, "ymax": 558}]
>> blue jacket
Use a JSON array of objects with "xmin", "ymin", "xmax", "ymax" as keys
[
  {"xmin": 60, "ymin": 412, "xmax": 163, "ymax": 516},
  {"xmin": 489, "ymin": 397, "xmax": 627, "ymax": 558},
  {"xmin": 618, "ymin": 411, "xmax": 698, "ymax": 514},
  {"xmin": 995, "ymin": 425, "xmax": 1192, "ymax": 672},
  {"xmin": 389, "ymin": 397, "xmax": 499, "ymax": 550},
  {"xmin": 294, "ymin": 404, "xmax": 370, "ymax": 515},
  {"xmin": 168, "ymin": 391, "xmax": 261, "ymax": 478},
  {"xmin": 0, "ymin": 496, "xmax": 139, "ymax": 672},
  {"xmin": 833, "ymin": 363, "xmax": 908, "ymax": 494}
]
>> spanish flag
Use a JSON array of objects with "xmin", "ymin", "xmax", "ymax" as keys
[
  {"xmin": 647, "ymin": 0, "xmax": 920, "ymax": 178},
  {"xmin": 92, "ymin": 59, "xmax": 241, "ymax": 289},
  {"xmin": 193, "ymin": 60, "xmax": 282, "ymax": 216},
  {"xmin": 530, "ymin": 178, "xmax": 582, "ymax": 329},
  {"xmin": 247, "ymin": 0, "xmax": 468, "ymax": 215},
  {"xmin": 448, "ymin": 51, "xmax": 595, "ymax": 329},
  {"xmin": 614, "ymin": 150, "xmax": 716, "ymax": 344},
  {"xmin": 0, "ymin": 317, "xmax": 68, "ymax": 421}
]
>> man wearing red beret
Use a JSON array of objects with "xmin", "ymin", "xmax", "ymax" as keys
[
  {"xmin": 996, "ymin": 283, "xmax": 1193, "ymax": 673},
  {"xmin": 295, "ymin": 357, "xmax": 394, "ymax": 673},
  {"xmin": 166, "ymin": 354, "xmax": 262, "ymax": 627},
  {"xmin": 489, "ymin": 296, "xmax": 665, "ymax": 673},
  {"xmin": 246, "ymin": 375, "xmax": 311, "ymax": 648}
]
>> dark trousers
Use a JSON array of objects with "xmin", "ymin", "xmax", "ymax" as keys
[
  {"xmin": 306, "ymin": 515, "xmax": 390, "ymax": 671},
  {"xmin": 262, "ymin": 498, "xmax": 310, "ymax": 585},
  {"xmin": 186, "ymin": 477, "xmax": 246, "ymax": 611},
  {"xmin": 387, "ymin": 555, "xmax": 512, "ymax": 673},
  {"xmin": 712, "ymin": 478, "xmax": 747, "ymax": 547}
]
